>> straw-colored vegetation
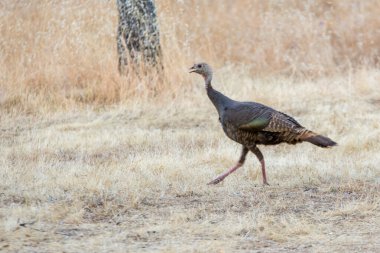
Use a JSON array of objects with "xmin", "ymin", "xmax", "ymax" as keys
[{"xmin": 1, "ymin": 0, "xmax": 379, "ymax": 252}]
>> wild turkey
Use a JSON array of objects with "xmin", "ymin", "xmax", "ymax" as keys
[{"xmin": 189, "ymin": 63, "xmax": 337, "ymax": 185}]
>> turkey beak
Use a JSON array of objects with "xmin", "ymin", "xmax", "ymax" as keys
[{"xmin": 189, "ymin": 66, "xmax": 196, "ymax": 73}]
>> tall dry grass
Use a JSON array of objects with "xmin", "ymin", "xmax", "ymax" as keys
[{"xmin": 0, "ymin": 0, "xmax": 379, "ymax": 112}]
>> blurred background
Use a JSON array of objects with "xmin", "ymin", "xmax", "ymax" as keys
[{"xmin": 0, "ymin": 0, "xmax": 379, "ymax": 110}]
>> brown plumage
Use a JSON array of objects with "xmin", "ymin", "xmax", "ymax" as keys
[{"xmin": 190, "ymin": 63, "xmax": 337, "ymax": 185}]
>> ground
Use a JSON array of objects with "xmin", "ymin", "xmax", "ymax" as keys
[{"xmin": 1, "ymin": 71, "xmax": 379, "ymax": 252}]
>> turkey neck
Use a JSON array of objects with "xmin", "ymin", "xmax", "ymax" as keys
[{"xmin": 205, "ymin": 76, "xmax": 234, "ymax": 116}]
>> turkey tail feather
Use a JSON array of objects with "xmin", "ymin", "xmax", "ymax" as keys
[{"xmin": 301, "ymin": 131, "xmax": 337, "ymax": 148}]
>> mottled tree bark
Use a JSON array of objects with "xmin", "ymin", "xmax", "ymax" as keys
[{"xmin": 117, "ymin": 0, "xmax": 162, "ymax": 73}]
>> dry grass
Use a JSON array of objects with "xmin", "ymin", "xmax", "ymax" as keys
[
  {"xmin": 1, "ymin": 0, "xmax": 380, "ymax": 109},
  {"xmin": 1, "ymin": 0, "xmax": 380, "ymax": 252}
]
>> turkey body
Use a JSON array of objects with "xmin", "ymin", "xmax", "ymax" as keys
[
  {"xmin": 208, "ymin": 88, "xmax": 315, "ymax": 149},
  {"xmin": 220, "ymin": 101, "xmax": 304, "ymax": 147}
]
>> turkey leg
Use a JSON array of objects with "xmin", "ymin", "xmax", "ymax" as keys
[
  {"xmin": 207, "ymin": 146, "xmax": 248, "ymax": 185},
  {"xmin": 250, "ymin": 146, "xmax": 269, "ymax": 185}
]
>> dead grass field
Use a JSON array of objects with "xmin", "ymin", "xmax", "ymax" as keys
[{"xmin": 1, "ymin": 0, "xmax": 380, "ymax": 252}]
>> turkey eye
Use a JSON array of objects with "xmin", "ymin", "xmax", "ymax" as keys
[{"xmin": 197, "ymin": 64, "xmax": 202, "ymax": 68}]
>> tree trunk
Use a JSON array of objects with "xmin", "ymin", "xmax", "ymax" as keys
[{"xmin": 116, "ymin": 0, "xmax": 162, "ymax": 73}]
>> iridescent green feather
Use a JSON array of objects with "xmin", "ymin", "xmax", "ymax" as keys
[{"xmin": 239, "ymin": 117, "xmax": 270, "ymax": 130}]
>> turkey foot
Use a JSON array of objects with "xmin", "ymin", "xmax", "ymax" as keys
[
  {"xmin": 207, "ymin": 175, "xmax": 226, "ymax": 185},
  {"xmin": 207, "ymin": 162, "xmax": 243, "ymax": 185}
]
